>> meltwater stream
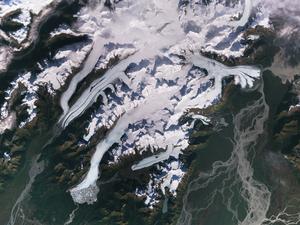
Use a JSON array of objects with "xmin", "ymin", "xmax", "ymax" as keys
[
  {"xmin": 7, "ymin": 155, "xmax": 45, "ymax": 225},
  {"xmin": 177, "ymin": 81, "xmax": 300, "ymax": 225},
  {"xmin": 177, "ymin": 82, "xmax": 270, "ymax": 225}
]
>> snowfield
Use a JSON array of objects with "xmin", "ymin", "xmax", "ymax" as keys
[
  {"xmin": 69, "ymin": 50, "xmax": 261, "ymax": 205},
  {"xmin": 0, "ymin": 0, "xmax": 55, "ymax": 43},
  {"xmin": 0, "ymin": 0, "xmax": 55, "ymax": 15},
  {"xmin": 0, "ymin": 0, "xmax": 63, "ymax": 71},
  {"xmin": 65, "ymin": 0, "xmax": 265, "ymax": 205},
  {"xmin": 0, "ymin": 42, "xmax": 92, "ymax": 127},
  {"xmin": 0, "ymin": 0, "xmax": 272, "ymax": 207}
]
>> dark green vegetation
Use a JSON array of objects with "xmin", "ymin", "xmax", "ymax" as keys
[
  {"xmin": 271, "ymin": 76, "xmax": 300, "ymax": 171},
  {"xmin": 0, "ymin": 2, "xmax": 300, "ymax": 224},
  {"xmin": 0, "ymin": 0, "xmax": 91, "ymax": 188},
  {"xmin": 14, "ymin": 73, "xmax": 251, "ymax": 225},
  {"xmin": 201, "ymin": 25, "xmax": 279, "ymax": 68},
  {"xmin": 0, "ymin": 0, "xmax": 87, "ymax": 106},
  {"xmin": 0, "ymin": 1, "xmax": 91, "ymax": 222},
  {"xmin": 17, "ymin": 102, "xmax": 215, "ymax": 225}
]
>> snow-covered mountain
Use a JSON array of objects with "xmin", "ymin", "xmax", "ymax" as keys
[
  {"xmin": 1, "ymin": 1, "xmax": 300, "ymax": 225},
  {"xmin": 0, "ymin": 0, "xmax": 270, "ymax": 205}
]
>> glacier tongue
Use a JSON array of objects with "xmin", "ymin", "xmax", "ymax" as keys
[
  {"xmin": 69, "ymin": 49, "xmax": 260, "ymax": 204},
  {"xmin": 53, "ymin": 0, "xmax": 265, "ymax": 204},
  {"xmin": 60, "ymin": 0, "xmax": 267, "ymax": 130}
]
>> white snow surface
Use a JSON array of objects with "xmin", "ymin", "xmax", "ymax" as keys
[
  {"xmin": 0, "ymin": 47, "xmax": 12, "ymax": 71},
  {"xmin": 66, "ymin": 0, "xmax": 267, "ymax": 205},
  {"xmin": 9, "ymin": 10, "xmax": 31, "ymax": 43},
  {"xmin": 0, "ymin": 0, "xmax": 60, "ymax": 68},
  {"xmin": 0, "ymin": 0, "xmax": 55, "ymax": 16},
  {"xmin": 0, "ymin": 42, "xmax": 91, "ymax": 127},
  {"xmin": 136, "ymin": 159, "xmax": 186, "ymax": 207},
  {"xmin": 0, "ymin": 0, "xmax": 274, "ymax": 206},
  {"xmin": 70, "ymin": 51, "xmax": 260, "ymax": 204},
  {"xmin": 0, "ymin": 111, "xmax": 16, "ymax": 134}
]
